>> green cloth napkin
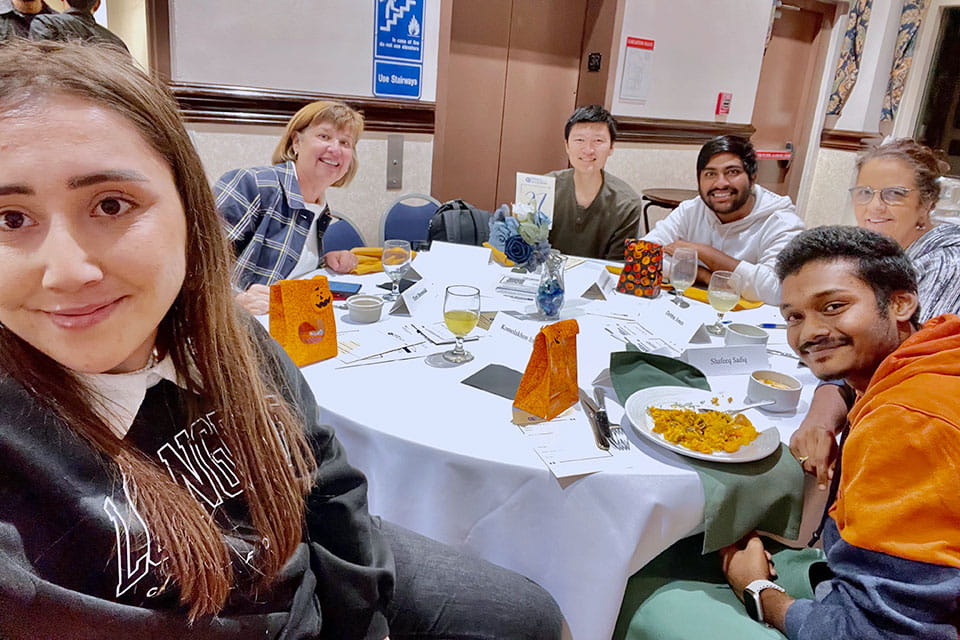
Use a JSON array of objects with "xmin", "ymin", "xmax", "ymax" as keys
[
  {"xmin": 610, "ymin": 351, "xmax": 710, "ymax": 404},
  {"xmin": 609, "ymin": 351, "xmax": 805, "ymax": 552}
]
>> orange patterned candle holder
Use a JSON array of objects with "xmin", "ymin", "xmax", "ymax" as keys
[{"xmin": 616, "ymin": 239, "xmax": 663, "ymax": 298}]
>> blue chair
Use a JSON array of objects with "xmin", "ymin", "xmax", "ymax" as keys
[
  {"xmin": 322, "ymin": 212, "xmax": 366, "ymax": 252},
  {"xmin": 379, "ymin": 193, "xmax": 441, "ymax": 246}
]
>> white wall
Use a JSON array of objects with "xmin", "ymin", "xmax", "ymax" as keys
[
  {"xmin": 609, "ymin": 0, "xmax": 771, "ymax": 123},
  {"xmin": 168, "ymin": 0, "xmax": 439, "ymax": 100}
]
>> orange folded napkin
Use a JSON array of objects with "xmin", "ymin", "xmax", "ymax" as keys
[
  {"xmin": 349, "ymin": 246, "xmax": 417, "ymax": 275},
  {"xmin": 483, "ymin": 242, "xmax": 516, "ymax": 267},
  {"xmin": 604, "ymin": 266, "xmax": 763, "ymax": 311}
]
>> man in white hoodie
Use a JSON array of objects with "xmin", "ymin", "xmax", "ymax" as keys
[{"xmin": 642, "ymin": 135, "xmax": 804, "ymax": 304}]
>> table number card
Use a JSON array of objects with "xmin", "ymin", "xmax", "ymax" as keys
[
  {"xmin": 515, "ymin": 172, "xmax": 556, "ymax": 224},
  {"xmin": 680, "ymin": 345, "xmax": 769, "ymax": 375},
  {"xmin": 389, "ymin": 280, "xmax": 430, "ymax": 316}
]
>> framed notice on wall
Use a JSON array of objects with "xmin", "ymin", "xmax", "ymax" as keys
[{"xmin": 619, "ymin": 37, "xmax": 654, "ymax": 104}]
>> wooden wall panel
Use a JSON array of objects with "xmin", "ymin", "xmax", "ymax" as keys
[
  {"xmin": 495, "ymin": 0, "xmax": 587, "ymax": 207},
  {"xmin": 431, "ymin": 0, "xmax": 512, "ymax": 208}
]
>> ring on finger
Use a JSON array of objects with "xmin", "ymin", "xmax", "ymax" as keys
[{"xmin": 797, "ymin": 456, "xmax": 809, "ymax": 463}]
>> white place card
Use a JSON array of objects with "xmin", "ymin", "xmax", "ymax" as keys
[
  {"xmin": 492, "ymin": 313, "xmax": 539, "ymax": 345},
  {"xmin": 642, "ymin": 302, "xmax": 714, "ymax": 352},
  {"xmin": 515, "ymin": 172, "xmax": 556, "ymax": 224},
  {"xmin": 581, "ymin": 268, "xmax": 618, "ymax": 301},
  {"xmin": 389, "ymin": 281, "xmax": 430, "ymax": 316},
  {"xmin": 680, "ymin": 345, "xmax": 770, "ymax": 376},
  {"xmin": 516, "ymin": 408, "xmax": 613, "ymax": 479}
]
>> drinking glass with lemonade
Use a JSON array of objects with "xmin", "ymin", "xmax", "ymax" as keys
[
  {"xmin": 442, "ymin": 285, "xmax": 481, "ymax": 364},
  {"xmin": 706, "ymin": 270, "xmax": 742, "ymax": 335}
]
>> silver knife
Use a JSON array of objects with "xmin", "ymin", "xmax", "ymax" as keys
[
  {"xmin": 592, "ymin": 387, "xmax": 614, "ymax": 441},
  {"xmin": 578, "ymin": 388, "xmax": 610, "ymax": 451}
]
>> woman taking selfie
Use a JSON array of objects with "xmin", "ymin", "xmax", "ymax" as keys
[
  {"xmin": 0, "ymin": 40, "xmax": 561, "ymax": 639},
  {"xmin": 216, "ymin": 100, "xmax": 365, "ymax": 315}
]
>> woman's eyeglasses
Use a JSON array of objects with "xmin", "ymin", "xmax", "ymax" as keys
[{"xmin": 849, "ymin": 186, "xmax": 913, "ymax": 206}]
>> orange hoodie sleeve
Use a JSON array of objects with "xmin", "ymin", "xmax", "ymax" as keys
[{"xmin": 831, "ymin": 393, "xmax": 960, "ymax": 569}]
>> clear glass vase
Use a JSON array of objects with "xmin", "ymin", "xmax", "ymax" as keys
[{"xmin": 536, "ymin": 250, "xmax": 565, "ymax": 320}]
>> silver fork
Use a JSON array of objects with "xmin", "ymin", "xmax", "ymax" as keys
[{"xmin": 593, "ymin": 388, "xmax": 630, "ymax": 451}]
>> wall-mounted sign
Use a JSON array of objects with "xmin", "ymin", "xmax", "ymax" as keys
[
  {"xmin": 715, "ymin": 92, "xmax": 732, "ymax": 116},
  {"xmin": 373, "ymin": 0, "xmax": 424, "ymax": 99},
  {"xmin": 618, "ymin": 36, "xmax": 654, "ymax": 104},
  {"xmin": 755, "ymin": 150, "xmax": 792, "ymax": 160}
]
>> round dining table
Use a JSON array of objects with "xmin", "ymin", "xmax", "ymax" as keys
[{"xmin": 272, "ymin": 241, "xmax": 820, "ymax": 640}]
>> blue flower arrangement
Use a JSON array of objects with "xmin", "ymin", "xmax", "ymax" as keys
[{"xmin": 488, "ymin": 203, "xmax": 552, "ymax": 271}]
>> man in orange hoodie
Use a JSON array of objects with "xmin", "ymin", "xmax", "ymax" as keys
[{"xmin": 718, "ymin": 225, "xmax": 960, "ymax": 639}]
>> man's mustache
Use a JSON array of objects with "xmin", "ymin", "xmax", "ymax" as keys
[{"xmin": 798, "ymin": 337, "xmax": 850, "ymax": 355}]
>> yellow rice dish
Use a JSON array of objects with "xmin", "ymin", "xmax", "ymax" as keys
[{"xmin": 647, "ymin": 407, "xmax": 759, "ymax": 454}]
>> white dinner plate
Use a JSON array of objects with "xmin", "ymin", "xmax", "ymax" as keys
[{"xmin": 624, "ymin": 386, "xmax": 781, "ymax": 463}]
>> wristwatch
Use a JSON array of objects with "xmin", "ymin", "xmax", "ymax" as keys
[{"xmin": 743, "ymin": 579, "xmax": 785, "ymax": 624}]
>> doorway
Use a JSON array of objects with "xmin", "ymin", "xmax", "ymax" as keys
[
  {"xmin": 750, "ymin": 1, "xmax": 836, "ymax": 199},
  {"xmin": 914, "ymin": 6, "xmax": 960, "ymax": 176},
  {"xmin": 432, "ymin": 0, "xmax": 587, "ymax": 210}
]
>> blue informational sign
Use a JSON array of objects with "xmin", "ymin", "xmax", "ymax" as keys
[
  {"xmin": 373, "ymin": 0, "xmax": 423, "ymax": 99},
  {"xmin": 373, "ymin": 60, "xmax": 422, "ymax": 99}
]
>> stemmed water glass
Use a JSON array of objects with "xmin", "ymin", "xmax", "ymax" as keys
[
  {"xmin": 382, "ymin": 239, "xmax": 411, "ymax": 301},
  {"xmin": 441, "ymin": 285, "xmax": 481, "ymax": 364},
  {"xmin": 668, "ymin": 247, "xmax": 698, "ymax": 308},
  {"xmin": 706, "ymin": 270, "xmax": 742, "ymax": 335}
]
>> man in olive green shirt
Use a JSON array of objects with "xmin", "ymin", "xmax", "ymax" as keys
[{"xmin": 548, "ymin": 105, "xmax": 643, "ymax": 261}]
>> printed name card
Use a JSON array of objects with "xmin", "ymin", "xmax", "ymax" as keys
[
  {"xmin": 644, "ymin": 302, "xmax": 714, "ymax": 352},
  {"xmin": 493, "ymin": 313, "xmax": 539, "ymax": 345},
  {"xmin": 680, "ymin": 345, "xmax": 769, "ymax": 375},
  {"xmin": 389, "ymin": 280, "xmax": 430, "ymax": 316}
]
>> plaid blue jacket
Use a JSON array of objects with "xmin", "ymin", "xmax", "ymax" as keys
[{"xmin": 215, "ymin": 161, "xmax": 330, "ymax": 289}]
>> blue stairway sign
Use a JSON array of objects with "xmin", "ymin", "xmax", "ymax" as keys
[
  {"xmin": 373, "ymin": 60, "xmax": 422, "ymax": 99},
  {"xmin": 373, "ymin": 0, "xmax": 424, "ymax": 99}
]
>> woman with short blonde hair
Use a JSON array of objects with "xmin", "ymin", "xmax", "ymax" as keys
[{"xmin": 217, "ymin": 100, "xmax": 365, "ymax": 315}]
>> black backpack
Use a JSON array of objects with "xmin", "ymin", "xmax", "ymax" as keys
[{"xmin": 427, "ymin": 199, "xmax": 491, "ymax": 247}]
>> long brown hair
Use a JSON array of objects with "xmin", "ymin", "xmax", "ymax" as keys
[
  {"xmin": 0, "ymin": 41, "xmax": 316, "ymax": 619},
  {"xmin": 272, "ymin": 100, "xmax": 365, "ymax": 187}
]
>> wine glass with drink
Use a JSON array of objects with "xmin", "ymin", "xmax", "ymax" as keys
[
  {"xmin": 382, "ymin": 239, "xmax": 411, "ymax": 301},
  {"xmin": 706, "ymin": 270, "xmax": 742, "ymax": 335},
  {"xmin": 668, "ymin": 247, "xmax": 698, "ymax": 308},
  {"xmin": 442, "ymin": 285, "xmax": 481, "ymax": 364}
]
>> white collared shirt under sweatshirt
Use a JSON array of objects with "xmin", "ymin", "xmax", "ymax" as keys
[{"xmin": 642, "ymin": 184, "xmax": 805, "ymax": 305}]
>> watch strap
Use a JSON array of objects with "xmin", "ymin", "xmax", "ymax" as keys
[{"xmin": 743, "ymin": 579, "xmax": 785, "ymax": 623}]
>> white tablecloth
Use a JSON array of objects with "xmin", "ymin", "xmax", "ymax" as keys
[{"xmin": 286, "ymin": 242, "xmax": 819, "ymax": 640}]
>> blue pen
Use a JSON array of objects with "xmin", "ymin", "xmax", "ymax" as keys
[{"xmin": 758, "ymin": 323, "xmax": 787, "ymax": 329}]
